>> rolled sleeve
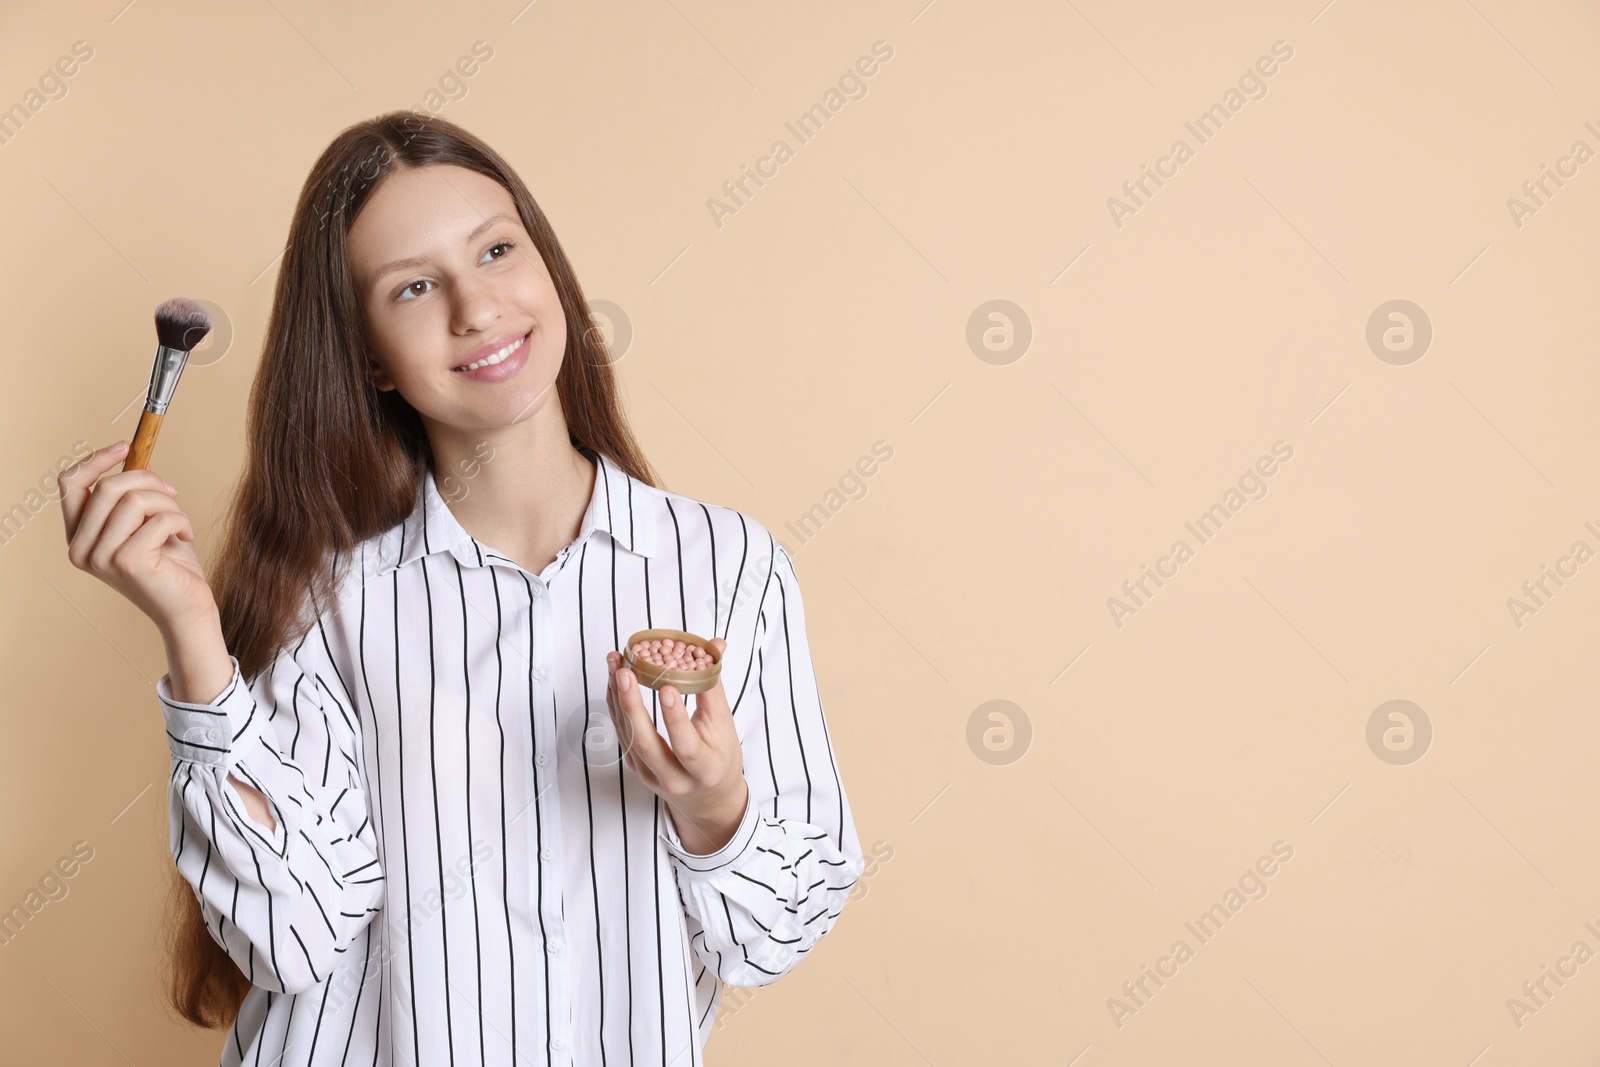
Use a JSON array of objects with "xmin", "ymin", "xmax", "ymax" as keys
[
  {"xmin": 156, "ymin": 655, "xmax": 263, "ymax": 766},
  {"xmin": 661, "ymin": 786, "xmax": 760, "ymax": 874}
]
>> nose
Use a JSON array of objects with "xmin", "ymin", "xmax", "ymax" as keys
[{"xmin": 449, "ymin": 269, "xmax": 505, "ymax": 334}]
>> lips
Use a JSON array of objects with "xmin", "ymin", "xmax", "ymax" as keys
[
  {"xmin": 451, "ymin": 330, "xmax": 532, "ymax": 384},
  {"xmin": 452, "ymin": 330, "xmax": 531, "ymax": 372}
]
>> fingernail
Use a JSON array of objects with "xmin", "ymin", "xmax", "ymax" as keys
[
  {"xmin": 112, "ymin": 440, "xmax": 128, "ymax": 452},
  {"xmin": 163, "ymin": 481, "xmax": 177, "ymax": 493},
  {"xmin": 662, "ymin": 687, "xmax": 675, "ymax": 708},
  {"xmin": 619, "ymin": 670, "xmax": 632, "ymax": 692}
]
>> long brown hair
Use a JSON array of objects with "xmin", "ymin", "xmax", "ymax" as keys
[{"xmin": 166, "ymin": 110, "xmax": 659, "ymax": 1028}]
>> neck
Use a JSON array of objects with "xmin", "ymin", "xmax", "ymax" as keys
[{"xmin": 424, "ymin": 402, "xmax": 596, "ymax": 574}]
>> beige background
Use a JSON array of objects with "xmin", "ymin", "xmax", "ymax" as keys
[{"xmin": 3, "ymin": 0, "xmax": 1598, "ymax": 1063}]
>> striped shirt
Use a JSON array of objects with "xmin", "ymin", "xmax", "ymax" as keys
[{"xmin": 157, "ymin": 446, "xmax": 864, "ymax": 1067}]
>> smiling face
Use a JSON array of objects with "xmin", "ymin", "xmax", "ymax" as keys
[{"xmin": 348, "ymin": 162, "xmax": 567, "ymax": 435}]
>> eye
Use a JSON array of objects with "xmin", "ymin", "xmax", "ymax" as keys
[
  {"xmin": 395, "ymin": 278, "xmax": 433, "ymax": 302},
  {"xmin": 483, "ymin": 239, "xmax": 515, "ymax": 262}
]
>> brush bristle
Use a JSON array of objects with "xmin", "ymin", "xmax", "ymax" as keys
[{"xmin": 155, "ymin": 297, "xmax": 213, "ymax": 351}]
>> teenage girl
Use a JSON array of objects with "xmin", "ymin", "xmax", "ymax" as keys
[{"xmin": 59, "ymin": 111, "xmax": 863, "ymax": 1067}]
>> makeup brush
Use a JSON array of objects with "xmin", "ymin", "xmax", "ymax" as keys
[{"xmin": 123, "ymin": 298, "xmax": 212, "ymax": 472}]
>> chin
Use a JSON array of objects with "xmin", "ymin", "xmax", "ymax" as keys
[{"xmin": 501, "ymin": 373, "xmax": 559, "ymax": 422}]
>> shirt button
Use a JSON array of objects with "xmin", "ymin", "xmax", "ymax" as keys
[
  {"xmin": 530, "ymin": 584, "xmax": 544, "ymax": 598},
  {"xmin": 533, "ymin": 667, "xmax": 547, "ymax": 681},
  {"xmin": 205, "ymin": 728, "xmax": 220, "ymax": 743},
  {"xmin": 551, "ymin": 1038, "xmax": 565, "ymax": 1052},
  {"xmin": 548, "ymin": 938, "xmax": 564, "ymax": 954},
  {"xmin": 535, "ymin": 754, "xmax": 548, "ymax": 768},
  {"xmin": 540, "ymin": 848, "xmax": 553, "ymax": 863}
]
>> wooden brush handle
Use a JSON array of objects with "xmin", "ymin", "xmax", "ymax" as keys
[{"xmin": 124, "ymin": 409, "xmax": 164, "ymax": 472}]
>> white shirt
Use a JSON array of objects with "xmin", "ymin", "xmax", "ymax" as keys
[{"xmin": 157, "ymin": 446, "xmax": 864, "ymax": 1067}]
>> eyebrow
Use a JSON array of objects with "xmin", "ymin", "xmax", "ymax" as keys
[{"xmin": 367, "ymin": 212, "xmax": 520, "ymax": 289}]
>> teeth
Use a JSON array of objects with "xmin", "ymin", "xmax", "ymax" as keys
[{"xmin": 458, "ymin": 333, "xmax": 525, "ymax": 372}]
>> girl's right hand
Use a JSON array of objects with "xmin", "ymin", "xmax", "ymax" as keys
[{"xmin": 59, "ymin": 440, "xmax": 217, "ymax": 634}]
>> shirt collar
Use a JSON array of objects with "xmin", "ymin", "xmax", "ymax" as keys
[{"xmin": 369, "ymin": 446, "xmax": 661, "ymax": 578}]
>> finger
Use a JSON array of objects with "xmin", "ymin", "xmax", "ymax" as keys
[
  {"xmin": 89, "ymin": 500, "xmax": 180, "ymax": 573},
  {"xmin": 118, "ymin": 508, "xmax": 194, "ymax": 563},
  {"xmin": 621, "ymin": 676, "xmax": 684, "ymax": 780},
  {"xmin": 696, "ymin": 637, "xmax": 731, "ymax": 719},
  {"xmin": 679, "ymin": 669, "xmax": 731, "ymax": 747},
  {"xmin": 604, "ymin": 653, "xmax": 621, "ymax": 713},
  {"xmin": 607, "ymin": 678, "xmax": 634, "ymax": 754},
  {"xmin": 617, "ymin": 668, "xmax": 690, "ymax": 788},
  {"xmin": 84, "ymin": 488, "xmax": 185, "ymax": 574},
  {"xmin": 688, "ymin": 671, "xmax": 732, "ymax": 741},
  {"xmin": 58, "ymin": 441, "xmax": 130, "ymax": 543},
  {"xmin": 606, "ymin": 655, "xmax": 631, "ymax": 723},
  {"xmin": 658, "ymin": 685, "xmax": 708, "ymax": 773},
  {"xmin": 67, "ymin": 468, "xmax": 173, "ymax": 567}
]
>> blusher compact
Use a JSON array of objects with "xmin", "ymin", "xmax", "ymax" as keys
[{"xmin": 622, "ymin": 628, "xmax": 722, "ymax": 695}]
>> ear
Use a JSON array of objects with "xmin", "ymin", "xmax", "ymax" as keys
[{"xmin": 369, "ymin": 361, "xmax": 395, "ymax": 391}]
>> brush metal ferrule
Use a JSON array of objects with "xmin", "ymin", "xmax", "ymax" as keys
[{"xmin": 144, "ymin": 343, "xmax": 191, "ymax": 415}]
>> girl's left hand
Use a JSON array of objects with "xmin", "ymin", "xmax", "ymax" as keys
[{"xmin": 606, "ymin": 638, "xmax": 749, "ymax": 854}]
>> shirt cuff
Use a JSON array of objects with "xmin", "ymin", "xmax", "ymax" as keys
[
  {"xmin": 661, "ymin": 787, "xmax": 760, "ymax": 874},
  {"xmin": 156, "ymin": 655, "xmax": 257, "ymax": 766}
]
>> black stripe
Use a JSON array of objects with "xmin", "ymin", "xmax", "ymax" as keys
[
  {"xmin": 517, "ymin": 570, "xmax": 553, "ymax": 1067},
  {"xmin": 575, "ymin": 539, "xmax": 611, "ymax": 1067},
  {"xmin": 455, "ymin": 558, "xmax": 487, "ymax": 1066},
  {"xmin": 598, "ymin": 470, "xmax": 642, "ymax": 1067},
  {"xmin": 670, "ymin": 515, "xmax": 706, "ymax": 1059},
  {"xmin": 489, "ymin": 566, "xmax": 519, "ymax": 1065},
  {"xmin": 421, "ymin": 554, "xmax": 458, "ymax": 1065},
  {"xmin": 392, "ymin": 564, "xmax": 421, "ymax": 1063}
]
